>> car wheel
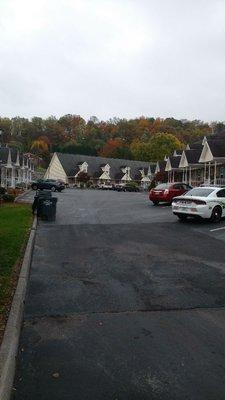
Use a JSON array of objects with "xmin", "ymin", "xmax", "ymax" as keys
[
  {"xmin": 51, "ymin": 186, "xmax": 56, "ymax": 192},
  {"xmin": 210, "ymin": 206, "xmax": 222, "ymax": 223},
  {"xmin": 32, "ymin": 185, "xmax": 38, "ymax": 190},
  {"xmin": 177, "ymin": 214, "xmax": 188, "ymax": 222},
  {"xmin": 152, "ymin": 201, "xmax": 159, "ymax": 206}
]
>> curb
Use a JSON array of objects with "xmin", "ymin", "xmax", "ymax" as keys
[{"xmin": 0, "ymin": 216, "xmax": 37, "ymax": 400}]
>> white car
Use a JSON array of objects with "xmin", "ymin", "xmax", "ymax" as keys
[{"xmin": 172, "ymin": 186, "xmax": 225, "ymax": 222}]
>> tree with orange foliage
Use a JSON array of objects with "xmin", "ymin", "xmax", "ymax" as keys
[
  {"xmin": 31, "ymin": 136, "xmax": 49, "ymax": 153},
  {"xmin": 99, "ymin": 139, "xmax": 124, "ymax": 158}
]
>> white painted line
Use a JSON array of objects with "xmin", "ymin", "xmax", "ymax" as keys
[{"xmin": 210, "ymin": 226, "xmax": 225, "ymax": 232}]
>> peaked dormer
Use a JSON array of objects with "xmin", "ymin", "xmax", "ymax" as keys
[
  {"xmin": 202, "ymin": 136, "xmax": 208, "ymax": 146},
  {"xmin": 165, "ymin": 157, "xmax": 172, "ymax": 172},
  {"xmin": 139, "ymin": 168, "xmax": 145, "ymax": 179},
  {"xmin": 99, "ymin": 163, "xmax": 110, "ymax": 180},
  {"xmin": 15, "ymin": 151, "xmax": 20, "ymax": 167},
  {"xmin": 7, "ymin": 148, "xmax": 12, "ymax": 167},
  {"xmin": 139, "ymin": 167, "xmax": 151, "ymax": 182},
  {"xmin": 147, "ymin": 165, "xmax": 152, "ymax": 177},
  {"xmin": 121, "ymin": 166, "xmax": 131, "ymax": 181},
  {"xmin": 154, "ymin": 162, "xmax": 160, "ymax": 174},
  {"xmin": 79, "ymin": 161, "xmax": 88, "ymax": 173},
  {"xmin": 179, "ymin": 151, "xmax": 188, "ymax": 168},
  {"xmin": 199, "ymin": 141, "xmax": 213, "ymax": 163},
  {"xmin": 75, "ymin": 161, "xmax": 88, "ymax": 177}
]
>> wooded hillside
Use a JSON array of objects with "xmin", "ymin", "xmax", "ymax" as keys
[{"xmin": 0, "ymin": 115, "xmax": 223, "ymax": 165}]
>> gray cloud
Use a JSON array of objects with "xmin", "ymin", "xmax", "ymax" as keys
[{"xmin": 0, "ymin": 0, "xmax": 225, "ymax": 121}]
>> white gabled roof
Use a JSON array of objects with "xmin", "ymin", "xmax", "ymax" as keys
[
  {"xmin": 155, "ymin": 161, "xmax": 160, "ymax": 174},
  {"xmin": 179, "ymin": 151, "xmax": 188, "ymax": 168},
  {"xmin": 165, "ymin": 158, "xmax": 172, "ymax": 172},
  {"xmin": 199, "ymin": 141, "xmax": 213, "ymax": 163}
]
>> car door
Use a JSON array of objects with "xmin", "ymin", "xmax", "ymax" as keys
[
  {"xmin": 171, "ymin": 184, "xmax": 183, "ymax": 199},
  {"xmin": 216, "ymin": 189, "xmax": 225, "ymax": 216}
]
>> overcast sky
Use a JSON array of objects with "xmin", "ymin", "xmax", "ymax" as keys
[{"xmin": 1, "ymin": 0, "xmax": 225, "ymax": 122}]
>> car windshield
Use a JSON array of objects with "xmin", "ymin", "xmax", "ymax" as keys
[
  {"xmin": 184, "ymin": 188, "xmax": 214, "ymax": 197},
  {"xmin": 155, "ymin": 184, "xmax": 169, "ymax": 189}
]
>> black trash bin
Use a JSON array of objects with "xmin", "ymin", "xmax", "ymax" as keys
[
  {"xmin": 32, "ymin": 190, "xmax": 52, "ymax": 215},
  {"xmin": 40, "ymin": 197, "xmax": 58, "ymax": 221},
  {"xmin": 32, "ymin": 190, "xmax": 57, "ymax": 221}
]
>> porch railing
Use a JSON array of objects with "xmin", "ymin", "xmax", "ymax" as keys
[{"xmin": 216, "ymin": 178, "xmax": 225, "ymax": 186}]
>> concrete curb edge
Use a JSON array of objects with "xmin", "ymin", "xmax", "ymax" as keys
[{"xmin": 0, "ymin": 216, "xmax": 37, "ymax": 400}]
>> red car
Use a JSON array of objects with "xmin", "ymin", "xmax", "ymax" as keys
[{"xmin": 149, "ymin": 183, "xmax": 192, "ymax": 205}]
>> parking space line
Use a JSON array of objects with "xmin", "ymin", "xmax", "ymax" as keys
[{"xmin": 210, "ymin": 226, "xmax": 225, "ymax": 232}]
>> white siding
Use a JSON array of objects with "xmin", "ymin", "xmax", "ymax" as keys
[{"xmin": 44, "ymin": 153, "xmax": 68, "ymax": 183}]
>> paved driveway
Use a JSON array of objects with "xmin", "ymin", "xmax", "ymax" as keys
[{"xmin": 13, "ymin": 189, "xmax": 225, "ymax": 399}]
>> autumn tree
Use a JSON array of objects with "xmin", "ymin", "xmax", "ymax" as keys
[
  {"xmin": 131, "ymin": 133, "xmax": 183, "ymax": 162},
  {"xmin": 130, "ymin": 141, "xmax": 153, "ymax": 161},
  {"xmin": 58, "ymin": 114, "xmax": 86, "ymax": 142},
  {"xmin": 30, "ymin": 136, "xmax": 50, "ymax": 160},
  {"xmin": 148, "ymin": 133, "xmax": 183, "ymax": 161},
  {"xmin": 99, "ymin": 139, "xmax": 124, "ymax": 158},
  {"xmin": 0, "ymin": 114, "xmax": 216, "ymax": 166}
]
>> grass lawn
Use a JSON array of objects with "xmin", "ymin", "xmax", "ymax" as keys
[{"xmin": 0, "ymin": 203, "xmax": 33, "ymax": 342}]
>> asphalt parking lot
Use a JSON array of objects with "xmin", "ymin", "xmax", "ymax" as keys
[{"xmin": 13, "ymin": 189, "xmax": 225, "ymax": 399}]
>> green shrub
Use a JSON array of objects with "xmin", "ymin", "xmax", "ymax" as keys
[
  {"xmin": 126, "ymin": 181, "xmax": 138, "ymax": 188},
  {"xmin": 3, "ymin": 194, "xmax": 15, "ymax": 202},
  {"xmin": 0, "ymin": 187, "xmax": 6, "ymax": 195},
  {"xmin": 86, "ymin": 181, "xmax": 92, "ymax": 188}
]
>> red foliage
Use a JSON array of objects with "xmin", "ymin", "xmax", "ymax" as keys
[
  {"xmin": 98, "ymin": 139, "xmax": 124, "ymax": 157},
  {"xmin": 155, "ymin": 171, "xmax": 168, "ymax": 183}
]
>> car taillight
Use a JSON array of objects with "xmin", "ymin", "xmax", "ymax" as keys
[{"xmin": 192, "ymin": 199, "xmax": 206, "ymax": 205}]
